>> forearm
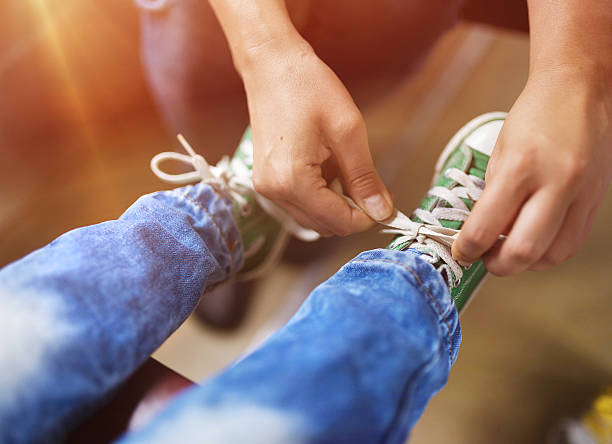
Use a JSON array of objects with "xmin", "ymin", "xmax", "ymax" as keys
[
  {"xmin": 208, "ymin": 0, "xmax": 309, "ymax": 74},
  {"xmin": 528, "ymin": 0, "xmax": 612, "ymax": 78}
]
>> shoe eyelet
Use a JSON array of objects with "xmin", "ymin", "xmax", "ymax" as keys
[{"xmin": 241, "ymin": 204, "xmax": 252, "ymax": 217}]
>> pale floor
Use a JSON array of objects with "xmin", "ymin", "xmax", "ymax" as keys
[{"xmin": 2, "ymin": 25, "xmax": 611, "ymax": 443}]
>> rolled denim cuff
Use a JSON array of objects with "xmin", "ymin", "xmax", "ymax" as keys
[
  {"xmin": 346, "ymin": 248, "xmax": 461, "ymax": 366},
  {"xmin": 154, "ymin": 182, "xmax": 244, "ymax": 286}
]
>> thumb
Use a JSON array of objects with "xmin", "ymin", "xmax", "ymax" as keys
[{"xmin": 331, "ymin": 118, "xmax": 393, "ymax": 221}]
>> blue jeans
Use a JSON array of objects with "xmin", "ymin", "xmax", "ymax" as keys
[{"xmin": 0, "ymin": 183, "xmax": 460, "ymax": 443}]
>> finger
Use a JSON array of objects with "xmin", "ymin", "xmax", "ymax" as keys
[
  {"xmin": 321, "ymin": 155, "xmax": 340, "ymax": 185},
  {"xmin": 273, "ymin": 195, "xmax": 335, "ymax": 237},
  {"xmin": 582, "ymin": 204, "xmax": 600, "ymax": 241},
  {"xmin": 274, "ymin": 161, "xmax": 375, "ymax": 236},
  {"xmin": 291, "ymin": 162, "xmax": 376, "ymax": 235},
  {"xmin": 280, "ymin": 200, "xmax": 335, "ymax": 237},
  {"xmin": 452, "ymin": 173, "xmax": 527, "ymax": 264},
  {"xmin": 527, "ymin": 202, "xmax": 585, "ymax": 270},
  {"xmin": 528, "ymin": 198, "xmax": 599, "ymax": 271},
  {"xmin": 255, "ymin": 158, "xmax": 374, "ymax": 236},
  {"xmin": 484, "ymin": 150, "xmax": 501, "ymax": 183},
  {"xmin": 483, "ymin": 188, "xmax": 569, "ymax": 276},
  {"xmin": 292, "ymin": 178, "xmax": 375, "ymax": 236},
  {"xmin": 325, "ymin": 113, "xmax": 393, "ymax": 221}
]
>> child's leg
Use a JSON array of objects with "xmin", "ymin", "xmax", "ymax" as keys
[
  {"xmin": 0, "ymin": 183, "xmax": 242, "ymax": 443},
  {"xmin": 119, "ymin": 249, "xmax": 461, "ymax": 444}
]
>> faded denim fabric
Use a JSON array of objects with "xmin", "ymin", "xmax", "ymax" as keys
[
  {"xmin": 119, "ymin": 249, "xmax": 461, "ymax": 444},
  {"xmin": 0, "ymin": 182, "xmax": 460, "ymax": 444},
  {"xmin": 0, "ymin": 183, "xmax": 242, "ymax": 443}
]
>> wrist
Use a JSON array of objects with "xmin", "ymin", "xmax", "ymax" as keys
[
  {"xmin": 530, "ymin": 50, "xmax": 612, "ymax": 82},
  {"xmin": 233, "ymin": 30, "xmax": 312, "ymax": 78},
  {"xmin": 527, "ymin": 0, "xmax": 612, "ymax": 95},
  {"xmin": 208, "ymin": 0, "xmax": 310, "ymax": 76},
  {"xmin": 526, "ymin": 62, "xmax": 612, "ymax": 134},
  {"xmin": 236, "ymin": 33, "xmax": 314, "ymax": 83},
  {"xmin": 529, "ymin": 58, "xmax": 612, "ymax": 105}
]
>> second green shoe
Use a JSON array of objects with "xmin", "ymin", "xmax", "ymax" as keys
[
  {"xmin": 151, "ymin": 129, "xmax": 319, "ymax": 280},
  {"xmin": 386, "ymin": 112, "xmax": 507, "ymax": 313}
]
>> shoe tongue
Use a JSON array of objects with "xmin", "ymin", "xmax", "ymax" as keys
[
  {"xmin": 463, "ymin": 119, "xmax": 502, "ymax": 180},
  {"xmin": 465, "ymin": 119, "xmax": 503, "ymax": 157}
]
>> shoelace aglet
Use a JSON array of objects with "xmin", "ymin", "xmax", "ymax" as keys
[
  {"xmin": 177, "ymin": 133, "xmax": 217, "ymax": 181},
  {"xmin": 177, "ymin": 134, "xmax": 197, "ymax": 157}
]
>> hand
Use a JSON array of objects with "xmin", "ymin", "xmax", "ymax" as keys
[
  {"xmin": 240, "ymin": 39, "xmax": 393, "ymax": 236},
  {"xmin": 453, "ymin": 66, "xmax": 612, "ymax": 275}
]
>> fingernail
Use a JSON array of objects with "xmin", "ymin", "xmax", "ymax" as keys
[
  {"xmin": 452, "ymin": 246, "xmax": 473, "ymax": 267},
  {"xmin": 363, "ymin": 194, "xmax": 393, "ymax": 221},
  {"xmin": 457, "ymin": 258, "xmax": 473, "ymax": 268}
]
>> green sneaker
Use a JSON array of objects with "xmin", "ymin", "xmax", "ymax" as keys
[
  {"xmin": 386, "ymin": 112, "xmax": 507, "ymax": 313},
  {"xmin": 151, "ymin": 129, "xmax": 319, "ymax": 280}
]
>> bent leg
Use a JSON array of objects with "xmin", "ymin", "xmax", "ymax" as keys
[
  {"xmin": 0, "ymin": 183, "xmax": 242, "ymax": 443},
  {"xmin": 120, "ymin": 249, "xmax": 461, "ymax": 444}
]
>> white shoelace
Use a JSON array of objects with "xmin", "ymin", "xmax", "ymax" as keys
[
  {"xmin": 150, "ymin": 135, "xmax": 320, "ymax": 242},
  {"xmin": 381, "ymin": 167, "xmax": 486, "ymax": 288},
  {"xmin": 152, "ymin": 135, "xmax": 498, "ymax": 287}
]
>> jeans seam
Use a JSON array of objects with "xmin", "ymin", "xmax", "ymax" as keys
[
  {"xmin": 350, "ymin": 258, "xmax": 453, "ymax": 357},
  {"xmin": 175, "ymin": 189, "xmax": 238, "ymax": 271}
]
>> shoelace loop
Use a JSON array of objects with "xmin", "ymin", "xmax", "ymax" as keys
[{"xmin": 151, "ymin": 135, "xmax": 320, "ymax": 242}]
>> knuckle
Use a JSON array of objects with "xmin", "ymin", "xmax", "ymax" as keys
[
  {"xmin": 274, "ymin": 171, "xmax": 295, "ymax": 196},
  {"xmin": 332, "ymin": 225, "xmax": 352, "ymax": 237},
  {"xmin": 507, "ymin": 154, "xmax": 536, "ymax": 186},
  {"xmin": 565, "ymin": 244, "xmax": 580, "ymax": 261},
  {"xmin": 348, "ymin": 168, "xmax": 379, "ymax": 193},
  {"xmin": 252, "ymin": 174, "xmax": 271, "ymax": 196},
  {"xmin": 485, "ymin": 261, "xmax": 513, "ymax": 277},
  {"xmin": 543, "ymin": 250, "xmax": 565, "ymax": 266},
  {"xmin": 514, "ymin": 145, "xmax": 538, "ymax": 168},
  {"xmin": 253, "ymin": 172, "xmax": 293, "ymax": 198},
  {"xmin": 331, "ymin": 112, "xmax": 364, "ymax": 141},
  {"xmin": 561, "ymin": 156, "xmax": 587, "ymax": 185},
  {"xmin": 459, "ymin": 227, "xmax": 490, "ymax": 253},
  {"xmin": 545, "ymin": 243, "xmax": 580, "ymax": 267},
  {"xmin": 506, "ymin": 241, "xmax": 540, "ymax": 264}
]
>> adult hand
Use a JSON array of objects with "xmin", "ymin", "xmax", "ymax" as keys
[
  {"xmin": 240, "ymin": 39, "xmax": 393, "ymax": 237},
  {"xmin": 453, "ymin": 66, "xmax": 612, "ymax": 274}
]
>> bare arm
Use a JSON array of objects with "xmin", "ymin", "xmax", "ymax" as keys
[
  {"xmin": 454, "ymin": 0, "xmax": 612, "ymax": 274},
  {"xmin": 208, "ymin": 0, "xmax": 301, "ymax": 70},
  {"xmin": 528, "ymin": 0, "xmax": 612, "ymax": 75},
  {"xmin": 207, "ymin": 0, "xmax": 393, "ymax": 236}
]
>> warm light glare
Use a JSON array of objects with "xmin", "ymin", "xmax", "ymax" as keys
[{"xmin": 26, "ymin": 0, "xmax": 94, "ymax": 142}]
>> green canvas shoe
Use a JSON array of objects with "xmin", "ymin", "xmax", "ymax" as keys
[
  {"xmin": 151, "ymin": 129, "xmax": 319, "ymax": 280},
  {"xmin": 385, "ymin": 112, "xmax": 507, "ymax": 313}
]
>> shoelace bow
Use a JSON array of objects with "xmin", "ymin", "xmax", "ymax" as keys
[
  {"xmin": 380, "ymin": 167, "xmax": 486, "ymax": 287},
  {"xmin": 151, "ymin": 135, "xmax": 320, "ymax": 242}
]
